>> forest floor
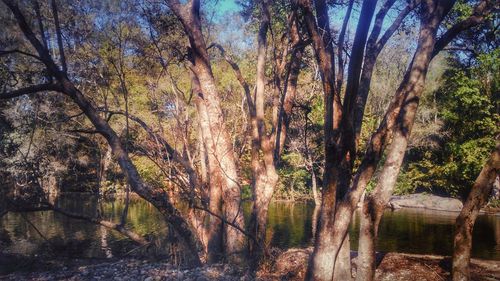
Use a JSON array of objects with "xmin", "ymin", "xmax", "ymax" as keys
[
  {"xmin": 1, "ymin": 251, "xmax": 499, "ymax": 281},
  {"xmin": 261, "ymin": 248, "xmax": 500, "ymax": 280}
]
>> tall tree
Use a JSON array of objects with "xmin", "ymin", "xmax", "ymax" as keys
[
  {"xmin": 357, "ymin": 1, "xmax": 497, "ymax": 280},
  {"xmin": 298, "ymin": 0, "xmax": 379, "ymax": 279},
  {"xmin": 245, "ymin": 0, "xmax": 280, "ymax": 268},
  {"xmin": 165, "ymin": 0, "xmax": 247, "ymax": 264}
]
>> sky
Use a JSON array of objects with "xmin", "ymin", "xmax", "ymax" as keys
[
  {"xmin": 216, "ymin": 0, "xmax": 241, "ymax": 14},
  {"xmin": 209, "ymin": 0, "xmax": 411, "ymax": 35},
  {"xmin": 205, "ymin": 0, "xmax": 419, "ymax": 55}
]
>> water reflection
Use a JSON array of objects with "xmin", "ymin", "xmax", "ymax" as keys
[{"xmin": 1, "ymin": 195, "xmax": 499, "ymax": 261}]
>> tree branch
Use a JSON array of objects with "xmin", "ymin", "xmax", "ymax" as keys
[
  {"xmin": 49, "ymin": 204, "xmax": 149, "ymax": 246},
  {"xmin": 191, "ymin": 204, "xmax": 261, "ymax": 248},
  {"xmin": 0, "ymin": 83, "xmax": 61, "ymax": 99},
  {"xmin": 432, "ymin": 0, "xmax": 498, "ymax": 58},
  {"xmin": 50, "ymin": 0, "xmax": 67, "ymax": 73},
  {"xmin": 208, "ymin": 43, "xmax": 255, "ymax": 115},
  {"xmin": 374, "ymin": 0, "xmax": 421, "ymax": 54},
  {"xmin": 0, "ymin": 49, "xmax": 42, "ymax": 60}
]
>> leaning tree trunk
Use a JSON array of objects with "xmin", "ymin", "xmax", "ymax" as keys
[
  {"xmin": 356, "ymin": 0, "xmax": 496, "ymax": 279},
  {"xmin": 452, "ymin": 143, "xmax": 500, "ymax": 281},
  {"xmin": 1, "ymin": 0, "xmax": 203, "ymax": 266},
  {"xmin": 62, "ymin": 79, "xmax": 203, "ymax": 266}
]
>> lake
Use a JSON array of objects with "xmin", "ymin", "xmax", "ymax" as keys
[{"xmin": 1, "ymin": 194, "xmax": 499, "ymax": 262}]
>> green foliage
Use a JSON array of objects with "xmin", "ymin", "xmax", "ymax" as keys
[
  {"xmin": 133, "ymin": 156, "xmax": 165, "ymax": 189},
  {"xmin": 275, "ymin": 152, "xmax": 312, "ymax": 200},
  {"xmin": 400, "ymin": 52, "xmax": 499, "ymax": 197},
  {"xmin": 487, "ymin": 199, "xmax": 500, "ymax": 209}
]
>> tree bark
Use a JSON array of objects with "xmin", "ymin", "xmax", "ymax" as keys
[
  {"xmin": 166, "ymin": 0, "xmax": 247, "ymax": 264},
  {"xmin": 191, "ymin": 71, "xmax": 224, "ymax": 263},
  {"xmin": 452, "ymin": 143, "xmax": 500, "ymax": 281},
  {"xmin": 356, "ymin": 1, "xmax": 456, "ymax": 280},
  {"xmin": 247, "ymin": 0, "xmax": 280, "ymax": 270},
  {"xmin": 354, "ymin": 0, "xmax": 420, "ymax": 143}
]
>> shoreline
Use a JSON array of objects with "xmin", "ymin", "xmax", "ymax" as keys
[
  {"xmin": 43, "ymin": 192, "xmax": 500, "ymax": 214},
  {"xmin": 1, "ymin": 251, "xmax": 499, "ymax": 281}
]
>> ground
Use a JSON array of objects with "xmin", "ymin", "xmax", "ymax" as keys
[
  {"xmin": 1, "ymin": 251, "xmax": 499, "ymax": 280},
  {"xmin": 260, "ymin": 248, "xmax": 500, "ymax": 281}
]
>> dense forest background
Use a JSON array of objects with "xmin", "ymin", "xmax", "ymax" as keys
[{"xmin": 1, "ymin": 0, "xmax": 497, "ymax": 199}]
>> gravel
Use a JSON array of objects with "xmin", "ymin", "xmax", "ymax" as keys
[{"xmin": 0, "ymin": 259, "xmax": 246, "ymax": 281}]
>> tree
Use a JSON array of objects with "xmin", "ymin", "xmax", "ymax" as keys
[
  {"xmin": 0, "ymin": 0, "xmax": 202, "ymax": 266},
  {"xmin": 296, "ymin": 0, "xmax": 496, "ymax": 280},
  {"xmin": 452, "ymin": 141, "xmax": 500, "ymax": 281},
  {"xmin": 357, "ymin": 1, "xmax": 497, "ymax": 280}
]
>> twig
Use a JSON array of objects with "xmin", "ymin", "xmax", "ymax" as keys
[{"xmin": 424, "ymin": 263, "xmax": 445, "ymax": 281}]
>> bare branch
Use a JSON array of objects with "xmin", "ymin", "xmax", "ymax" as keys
[
  {"xmin": 191, "ymin": 204, "xmax": 261, "ymax": 248},
  {"xmin": 66, "ymin": 128, "xmax": 101, "ymax": 134},
  {"xmin": 2, "ymin": 0, "xmax": 61, "ymax": 76},
  {"xmin": 374, "ymin": 0, "xmax": 421, "ymax": 54},
  {"xmin": 0, "ymin": 49, "xmax": 42, "ymax": 60},
  {"xmin": 49, "ymin": 204, "xmax": 149, "ymax": 245},
  {"xmin": 0, "ymin": 83, "xmax": 61, "ymax": 99},
  {"xmin": 208, "ymin": 43, "xmax": 254, "ymax": 114}
]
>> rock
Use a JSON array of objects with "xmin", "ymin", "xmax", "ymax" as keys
[
  {"xmin": 144, "ymin": 277, "xmax": 153, "ymax": 281},
  {"xmin": 389, "ymin": 193, "xmax": 463, "ymax": 212}
]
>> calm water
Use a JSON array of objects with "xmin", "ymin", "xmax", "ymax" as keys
[{"xmin": 1, "ymin": 194, "xmax": 499, "ymax": 261}]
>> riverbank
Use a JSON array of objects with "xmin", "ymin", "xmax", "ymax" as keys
[
  {"xmin": 265, "ymin": 248, "xmax": 500, "ymax": 280},
  {"xmin": 1, "ymin": 251, "xmax": 499, "ymax": 281},
  {"xmin": 40, "ymin": 192, "xmax": 500, "ymax": 214}
]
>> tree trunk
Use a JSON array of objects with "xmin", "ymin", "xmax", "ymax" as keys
[
  {"xmin": 354, "ymin": 0, "xmax": 421, "ymax": 142},
  {"xmin": 191, "ymin": 72, "xmax": 224, "ymax": 263},
  {"xmin": 302, "ymin": 0, "xmax": 378, "ymax": 279},
  {"xmin": 311, "ymin": 166, "xmax": 320, "ymax": 206},
  {"xmin": 274, "ymin": 13, "xmax": 304, "ymax": 161},
  {"xmin": 356, "ymin": 1, "xmax": 455, "ymax": 280},
  {"xmin": 452, "ymin": 143, "xmax": 500, "ymax": 281},
  {"xmin": 248, "ymin": 0, "xmax": 280, "ymax": 270},
  {"xmin": 298, "ymin": 2, "xmax": 342, "ymax": 279},
  {"xmin": 166, "ymin": 0, "xmax": 247, "ymax": 264}
]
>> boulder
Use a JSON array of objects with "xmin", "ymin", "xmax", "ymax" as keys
[{"xmin": 389, "ymin": 193, "xmax": 463, "ymax": 212}]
